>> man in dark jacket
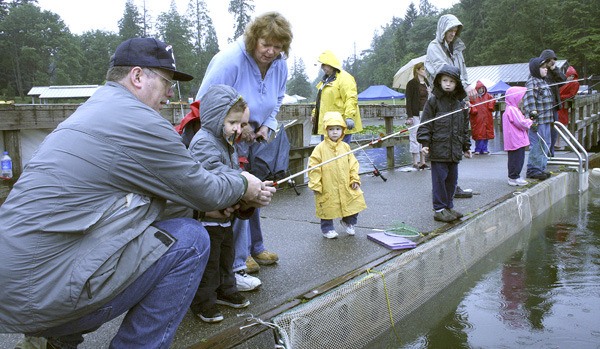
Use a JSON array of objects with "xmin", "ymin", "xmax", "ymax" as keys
[{"xmin": 539, "ymin": 49, "xmax": 567, "ymax": 156}]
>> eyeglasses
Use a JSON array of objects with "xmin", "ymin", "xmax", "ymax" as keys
[{"xmin": 147, "ymin": 68, "xmax": 177, "ymax": 91}]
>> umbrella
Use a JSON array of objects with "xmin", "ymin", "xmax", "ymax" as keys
[{"xmin": 392, "ymin": 55, "xmax": 427, "ymax": 89}]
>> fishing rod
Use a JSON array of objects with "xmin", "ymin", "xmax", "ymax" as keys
[
  {"xmin": 273, "ymin": 76, "xmax": 592, "ymax": 187},
  {"xmin": 353, "ymin": 139, "xmax": 387, "ymax": 182}
]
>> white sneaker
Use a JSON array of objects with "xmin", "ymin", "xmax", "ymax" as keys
[
  {"xmin": 235, "ymin": 270, "xmax": 261, "ymax": 291},
  {"xmin": 323, "ymin": 230, "xmax": 338, "ymax": 239},
  {"xmin": 508, "ymin": 178, "xmax": 519, "ymax": 186},
  {"xmin": 340, "ymin": 220, "xmax": 355, "ymax": 235},
  {"xmin": 515, "ymin": 178, "xmax": 528, "ymax": 186}
]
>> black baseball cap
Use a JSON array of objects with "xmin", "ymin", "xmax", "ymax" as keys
[{"xmin": 110, "ymin": 37, "xmax": 194, "ymax": 81}]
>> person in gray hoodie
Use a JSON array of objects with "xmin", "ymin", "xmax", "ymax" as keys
[
  {"xmin": 0, "ymin": 37, "xmax": 273, "ymax": 348},
  {"xmin": 187, "ymin": 85, "xmax": 260, "ymax": 323}
]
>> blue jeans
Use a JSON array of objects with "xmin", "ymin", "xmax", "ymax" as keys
[
  {"xmin": 474, "ymin": 139, "xmax": 489, "ymax": 153},
  {"xmin": 233, "ymin": 211, "xmax": 267, "ymax": 272},
  {"xmin": 321, "ymin": 214, "xmax": 358, "ymax": 233},
  {"xmin": 526, "ymin": 123, "xmax": 551, "ymax": 176},
  {"xmin": 33, "ymin": 218, "xmax": 210, "ymax": 349},
  {"xmin": 431, "ymin": 161, "xmax": 458, "ymax": 211}
]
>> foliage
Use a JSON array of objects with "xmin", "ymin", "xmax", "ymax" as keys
[
  {"xmin": 228, "ymin": 0, "xmax": 254, "ymax": 42},
  {"xmin": 0, "ymin": 0, "xmax": 598, "ymax": 102},
  {"xmin": 118, "ymin": 0, "xmax": 144, "ymax": 40},
  {"xmin": 286, "ymin": 58, "xmax": 313, "ymax": 101}
]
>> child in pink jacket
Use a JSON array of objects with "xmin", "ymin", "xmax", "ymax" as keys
[{"xmin": 502, "ymin": 86, "xmax": 533, "ymax": 186}]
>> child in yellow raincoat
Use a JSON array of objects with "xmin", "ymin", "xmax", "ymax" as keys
[{"xmin": 308, "ymin": 112, "xmax": 367, "ymax": 239}]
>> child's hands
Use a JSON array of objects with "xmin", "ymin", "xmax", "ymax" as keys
[
  {"xmin": 421, "ymin": 146, "xmax": 429, "ymax": 154},
  {"xmin": 351, "ymin": 182, "xmax": 360, "ymax": 190}
]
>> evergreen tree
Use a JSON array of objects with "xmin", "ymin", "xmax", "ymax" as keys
[
  {"xmin": 78, "ymin": 30, "xmax": 121, "ymax": 84},
  {"xmin": 228, "ymin": 0, "xmax": 254, "ymax": 42},
  {"xmin": 156, "ymin": 0, "xmax": 195, "ymax": 99},
  {"xmin": 118, "ymin": 0, "xmax": 144, "ymax": 40},
  {"xmin": 286, "ymin": 57, "xmax": 313, "ymax": 100},
  {"xmin": 0, "ymin": 2, "xmax": 77, "ymax": 98},
  {"xmin": 419, "ymin": 0, "xmax": 437, "ymax": 16},
  {"xmin": 187, "ymin": 0, "xmax": 219, "ymax": 92}
]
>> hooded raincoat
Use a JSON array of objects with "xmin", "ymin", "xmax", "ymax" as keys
[
  {"xmin": 0, "ymin": 82, "xmax": 246, "ymax": 333},
  {"xmin": 417, "ymin": 65, "xmax": 471, "ymax": 163},
  {"xmin": 425, "ymin": 14, "xmax": 469, "ymax": 89},
  {"xmin": 558, "ymin": 66, "xmax": 580, "ymax": 125},
  {"xmin": 502, "ymin": 87, "xmax": 532, "ymax": 151},
  {"xmin": 469, "ymin": 80, "xmax": 496, "ymax": 140},
  {"xmin": 313, "ymin": 50, "xmax": 363, "ymax": 136},
  {"xmin": 308, "ymin": 112, "xmax": 366, "ymax": 220}
]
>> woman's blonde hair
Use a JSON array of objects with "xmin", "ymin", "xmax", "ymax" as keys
[{"xmin": 244, "ymin": 12, "xmax": 293, "ymax": 58}]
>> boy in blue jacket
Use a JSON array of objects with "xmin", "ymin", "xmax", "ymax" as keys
[{"xmin": 417, "ymin": 64, "xmax": 472, "ymax": 222}]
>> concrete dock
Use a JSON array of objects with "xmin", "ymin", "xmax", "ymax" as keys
[{"xmin": 1, "ymin": 147, "xmax": 594, "ymax": 348}]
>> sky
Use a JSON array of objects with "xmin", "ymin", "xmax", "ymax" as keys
[{"xmin": 36, "ymin": 0, "xmax": 458, "ymax": 80}]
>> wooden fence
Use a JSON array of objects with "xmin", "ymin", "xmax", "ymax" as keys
[{"xmin": 2, "ymin": 94, "xmax": 599, "ymax": 203}]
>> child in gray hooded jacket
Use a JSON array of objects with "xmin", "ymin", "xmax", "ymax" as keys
[{"xmin": 188, "ymin": 84, "xmax": 256, "ymax": 323}]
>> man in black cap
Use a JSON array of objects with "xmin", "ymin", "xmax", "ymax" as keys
[
  {"xmin": 539, "ymin": 49, "xmax": 566, "ymax": 156},
  {"xmin": 1, "ymin": 37, "xmax": 275, "ymax": 348}
]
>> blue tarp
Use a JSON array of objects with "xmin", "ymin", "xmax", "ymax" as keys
[
  {"xmin": 488, "ymin": 80, "xmax": 511, "ymax": 94},
  {"xmin": 358, "ymin": 85, "xmax": 405, "ymax": 101}
]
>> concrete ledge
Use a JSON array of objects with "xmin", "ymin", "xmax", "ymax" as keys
[{"xmin": 271, "ymin": 172, "xmax": 575, "ymax": 348}]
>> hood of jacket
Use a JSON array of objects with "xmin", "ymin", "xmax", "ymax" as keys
[
  {"xmin": 321, "ymin": 111, "xmax": 347, "ymax": 135},
  {"xmin": 318, "ymin": 50, "xmax": 342, "ymax": 71},
  {"xmin": 566, "ymin": 65, "xmax": 579, "ymax": 80},
  {"xmin": 539, "ymin": 49, "xmax": 557, "ymax": 63},
  {"xmin": 529, "ymin": 57, "xmax": 545, "ymax": 79},
  {"xmin": 474, "ymin": 80, "xmax": 488, "ymax": 94},
  {"xmin": 435, "ymin": 14, "xmax": 463, "ymax": 43},
  {"xmin": 433, "ymin": 64, "xmax": 467, "ymax": 100},
  {"xmin": 199, "ymin": 84, "xmax": 242, "ymax": 141},
  {"xmin": 505, "ymin": 86, "xmax": 527, "ymax": 108}
]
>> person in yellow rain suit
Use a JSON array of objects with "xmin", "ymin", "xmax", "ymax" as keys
[{"xmin": 312, "ymin": 50, "xmax": 363, "ymax": 143}]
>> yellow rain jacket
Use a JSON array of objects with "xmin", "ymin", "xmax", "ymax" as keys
[
  {"xmin": 314, "ymin": 50, "xmax": 363, "ymax": 135},
  {"xmin": 308, "ymin": 112, "xmax": 367, "ymax": 219}
]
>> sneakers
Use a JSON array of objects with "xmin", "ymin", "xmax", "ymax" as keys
[
  {"xmin": 447, "ymin": 208, "xmax": 463, "ymax": 219},
  {"xmin": 433, "ymin": 208, "xmax": 457, "ymax": 222},
  {"xmin": 454, "ymin": 186, "xmax": 473, "ymax": 198},
  {"xmin": 323, "ymin": 230, "xmax": 339, "ymax": 239},
  {"xmin": 253, "ymin": 250, "xmax": 279, "ymax": 265},
  {"xmin": 216, "ymin": 291, "xmax": 250, "ymax": 309},
  {"xmin": 245, "ymin": 256, "xmax": 260, "ymax": 274},
  {"xmin": 340, "ymin": 220, "xmax": 355, "ymax": 235},
  {"xmin": 197, "ymin": 305, "xmax": 224, "ymax": 323},
  {"xmin": 235, "ymin": 270, "xmax": 261, "ymax": 291},
  {"xmin": 508, "ymin": 178, "xmax": 528, "ymax": 186}
]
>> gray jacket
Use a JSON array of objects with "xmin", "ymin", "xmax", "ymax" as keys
[
  {"xmin": 0, "ymin": 82, "xmax": 246, "ymax": 332},
  {"xmin": 425, "ymin": 14, "xmax": 469, "ymax": 89}
]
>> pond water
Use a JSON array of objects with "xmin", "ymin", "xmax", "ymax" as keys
[{"xmin": 367, "ymin": 189, "xmax": 600, "ymax": 348}]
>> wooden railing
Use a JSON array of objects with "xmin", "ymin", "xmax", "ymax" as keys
[{"xmin": 2, "ymin": 95, "xmax": 599, "ymax": 203}]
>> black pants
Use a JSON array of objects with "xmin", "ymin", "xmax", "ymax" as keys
[
  {"xmin": 507, "ymin": 147, "xmax": 526, "ymax": 179},
  {"xmin": 190, "ymin": 224, "xmax": 236, "ymax": 313}
]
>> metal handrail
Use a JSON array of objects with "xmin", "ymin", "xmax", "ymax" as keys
[{"xmin": 547, "ymin": 121, "xmax": 589, "ymax": 192}]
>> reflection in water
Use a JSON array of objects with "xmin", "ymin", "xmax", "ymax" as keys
[{"xmin": 367, "ymin": 190, "xmax": 600, "ymax": 349}]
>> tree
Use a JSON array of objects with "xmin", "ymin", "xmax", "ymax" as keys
[
  {"xmin": 118, "ymin": 0, "xmax": 144, "ymax": 40},
  {"xmin": 186, "ymin": 0, "xmax": 219, "ymax": 92},
  {"xmin": 0, "ymin": 3, "xmax": 78, "ymax": 98},
  {"xmin": 156, "ymin": 0, "xmax": 195, "ymax": 99},
  {"xmin": 419, "ymin": 0, "xmax": 437, "ymax": 16},
  {"xmin": 286, "ymin": 58, "xmax": 313, "ymax": 100},
  {"xmin": 228, "ymin": 0, "xmax": 254, "ymax": 42},
  {"xmin": 78, "ymin": 30, "xmax": 121, "ymax": 84}
]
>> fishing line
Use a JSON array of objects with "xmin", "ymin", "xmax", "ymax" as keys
[
  {"xmin": 273, "ymin": 76, "xmax": 592, "ymax": 187},
  {"xmin": 353, "ymin": 139, "xmax": 387, "ymax": 182}
]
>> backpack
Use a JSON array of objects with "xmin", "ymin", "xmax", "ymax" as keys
[{"xmin": 175, "ymin": 100, "xmax": 200, "ymax": 147}]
